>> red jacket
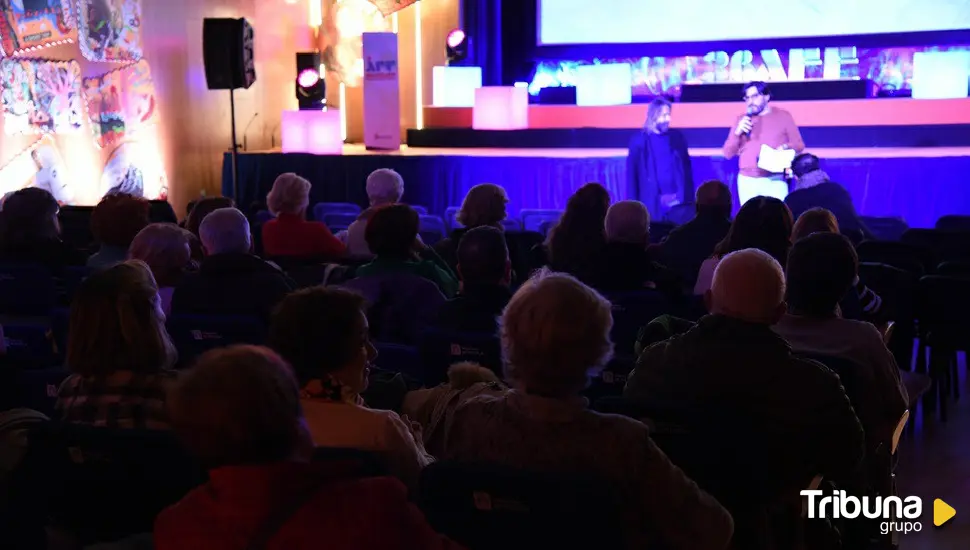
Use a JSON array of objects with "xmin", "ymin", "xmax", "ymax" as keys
[
  {"xmin": 261, "ymin": 213, "xmax": 346, "ymax": 258},
  {"xmin": 154, "ymin": 461, "xmax": 464, "ymax": 550}
]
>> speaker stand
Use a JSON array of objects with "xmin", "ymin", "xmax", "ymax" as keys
[{"xmin": 229, "ymin": 87, "xmax": 241, "ymax": 203}]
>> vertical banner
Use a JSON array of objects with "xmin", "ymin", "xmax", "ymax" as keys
[{"xmin": 362, "ymin": 32, "xmax": 400, "ymax": 151}]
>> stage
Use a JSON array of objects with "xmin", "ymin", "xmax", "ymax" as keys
[{"xmin": 225, "ymin": 144, "xmax": 970, "ymax": 229}]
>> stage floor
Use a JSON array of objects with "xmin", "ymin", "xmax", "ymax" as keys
[
  {"xmin": 253, "ymin": 144, "xmax": 970, "ymax": 159},
  {"xmin": 228, "ymin": 145, "xmax": 970, "ymax": 229}
]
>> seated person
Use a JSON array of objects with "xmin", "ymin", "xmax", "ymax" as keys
[
  {"xmin": 785, "ymin": 153, "xmax": 873, "ymax": 243},
  {"xmin": 694, "ymin": 196, "xmax": 792, "ymax": 295},
  {"xmin": 356, "ymin": 204, "xmax": 458, "ymax": 298},
  {"xmin": 587, "ymin": 200, "xmax": 680, "ymax": 295},
  {"xmin": 434, "ymin": 226, "xmax": 512, "ymax": 334},
  {"xmin": 87, "ymin": 193, "xmax": 150, "ymax": 270},
  {"xmin": 341, "ymin": 168, "xmax": 405, "ymax": 257},
  {"xmin": 443, "ymin": 270, "xmax": 733, "ymax": 550},
  {"xmin": 56, "ymin": 261, "xmax": 178, "ymax": 430},
  {"xmin": 434, "ymin": 183, "xmax": 509, "ymax": 269},
  {"xmin": 542, "ymin": 183, "xmax": 611, "ymax": 284},
  {"xmin": 654, "ymin": 180, "xmax": 733, "ymax": 287},
  {"xmin": 171, "ymin": 208, "xmax": 294, "ymax": 322},
  {"xmin": 261, "ymin": 173, "xmax": 346, "ymax": 259},
  {"xmin": 626, "ymin": 249, "xmax": 864, "ymax": 549},
  {"xmin": 183, "ymin": 197, "xmax": 234, "ymax": 261},
  {"xmin": 129, "ymin": 223, "xmax": 194, "ymax": 317},
  {"xmin": 792, "ymin": 208, "xmax": 887, "ymax": 324},
  {"xmin": 155, "ymin": 345, "xmax": 460, "ymax": 550},
  {"xmin": 268, "ymin": 287, "xmax": 433, "ymax": 490},
  {"xmin": 773, "ymin": 232, "xmax": 908, "ymax": 449},
  {"xmin": 0, "ymin": 187, "xmax": 86, "ymax": 273}
]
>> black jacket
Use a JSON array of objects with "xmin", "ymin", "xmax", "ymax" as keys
[
  {"xmin": 586, "ymin": 242, "xmax": 682, "ymax": 297},
  {"xmin": 785, "ymin": 182, "xmax": 874, "ymax": 243},
  {"xmin": 655, "ymin": 211, "xmax": 731, "ymax": 286},
  {"xmin": 170, "ymin": 253, "xmax": 294, "ymax": 322},
  {"xmin": 434, "ymin": 283, "xmax": 513, "ymax": 334},
  {"xmin": 626, "ymin": 129, "xmax": 695, "ymax": 219}
]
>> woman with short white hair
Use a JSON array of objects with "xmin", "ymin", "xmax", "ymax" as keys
[
  {"xmin": 442, "ymin": 270, "xmax": 733, "ymax": 550},
  {"xmin": 342, "ymin": 169, "xmax": 406, "ymax": 257},
  {"xmin": 261, "ymin": 173, "xmax": 346, "ymax": 258}
]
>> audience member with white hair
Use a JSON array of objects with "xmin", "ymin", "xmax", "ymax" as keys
[
  {"xmin": 171, "ymin": 207, "xmax": 294, "ymax": 322},
  {"xmin": 585, "ymin": 200, "xmax": 681, "ymax": 294},
  {"xmin": 262, "ymin": 172, "xmax": 346, "ymax": 258},
  {"xmin": 341, "ymin": 168, "xmax": 406, "ymax": 257},
  {"xmin": 625, "ymin": 248, "xmax": 865, "ymax": 549},
  {"xmin": 443, "ymin": 269, "xmax": 734, "ymax": 550}
]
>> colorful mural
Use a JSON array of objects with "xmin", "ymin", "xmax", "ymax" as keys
[
  {"xmin": 81, "ymin": 58, "xmax": 156, "ymax": 148},
  {"xmin": 100, "ymin": 139, "xmax": 167, "ymax": 200},
  {"xmin": 78, "ymin": 0, "xmax": 142, "ymax": 62},
  {"xmin": 0, "ymin": 58, "xmax": 84, "ymax": 134},
  {"xmin": 0, "ymin": 0, "xmax": 74, "ymax": 56}
]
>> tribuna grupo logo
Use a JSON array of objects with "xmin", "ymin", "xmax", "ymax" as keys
[{"xmin": 801, "ymin": 490, "xmax": 923, "ymax": 535}]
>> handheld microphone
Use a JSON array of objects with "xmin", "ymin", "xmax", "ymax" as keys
[{"xmin": 742, "ymin": 106, "xmax": 756, "ymax": 137}]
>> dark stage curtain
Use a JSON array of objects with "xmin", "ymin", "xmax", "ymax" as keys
[{"xmin": 461, "ymin": 0, "xmax": 502, "ymax": 85}]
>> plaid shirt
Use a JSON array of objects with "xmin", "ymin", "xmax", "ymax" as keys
[{"xmin": 55, "ymin": 370, "xmax": 177, "ymax": 430}]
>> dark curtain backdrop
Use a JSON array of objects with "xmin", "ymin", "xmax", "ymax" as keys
[{"xmin": 461, "ymin": 0, "xmax": 503, "ymax": 85}]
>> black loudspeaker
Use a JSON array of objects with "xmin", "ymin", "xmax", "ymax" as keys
[
  {"xmin": 202, "ymin": 18, "xmax": 256, "ymax": 90},
  {"xmin": 296, "ymin": 52, "xmax": 326, "ymax": 110}
]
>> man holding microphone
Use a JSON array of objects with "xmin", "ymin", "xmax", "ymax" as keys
[{"xmin": 723, "ymin": 81, "xmax": 805, "ymax": 204}]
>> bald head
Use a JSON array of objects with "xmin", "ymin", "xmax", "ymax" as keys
[
  {"xmin": 707, "ymin": 248, "xmax": 786, "ymax": 325},
  {"xmin": 605, "ymin": 200, "xmax": 650, "ymax": 245},
  {"xmin": 199, "ymin": 207, "xmax": 251, "ymax": 255},
  {"xmin": 695, "ymin": 180, "xmax": 732, "ymax": 216}
]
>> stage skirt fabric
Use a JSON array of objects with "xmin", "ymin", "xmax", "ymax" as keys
[{"xmin": 225, "ymin": 151, "xmax": 970, "ymax": 229}]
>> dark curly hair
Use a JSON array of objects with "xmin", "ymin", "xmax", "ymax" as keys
[{"xmin": 714, "ymin": 196, "xmax": 793, "ymax": 268}]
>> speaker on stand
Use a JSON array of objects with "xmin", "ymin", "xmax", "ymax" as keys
[{"xmin": 202, "ymin": 18, "xmax": 256, "ymax": 203}]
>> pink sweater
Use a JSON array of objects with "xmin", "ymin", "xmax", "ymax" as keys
[{"xmin": 722, "ymin": 107, "xmax": 805, "ymax": 177}]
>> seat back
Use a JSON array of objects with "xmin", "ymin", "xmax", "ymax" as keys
[
  {"xmin": 373, "ymin": 342, "xmax": 424, "ymax": 381},
  {"xmin": 664, "ymin": 203, "xmax": 695, "ymax": 225},
  {"xmin": 649, "ymin": 221, "xmax": 676, "ymax": 244},
  {"xmin": 312, "ymin": 202, "xmax": 361, "ymax": 221},
  {"xmin": 582, "ymin": 355, "xmax": 635, "ymax": 403},
  {"xmin": 1, "ymin": 321, "xmax": 55, "ymax": 368},
  {"xmin": 605, "ymin": 290, "xmax": 672, "ymax": 357},
  {"xmin": 902, "ymin": 228, "xmax": 970, "ymax": 265},
  {"xmin": 19, "ymin": 423, "xmax": 206, "ymax": 544},
  {"xmin": 148, "ymin": 200, "xmax": 178, "ymax": 224},
  {"xmin": 255, "ymin": 209, "xmax": 274, "ymax": 225},
  {"xmin": 410, "ymin": 205, "xmax": 428, "ymax": 215},
  {"xmin": 937, "ymin": 260, "xmax": 970, "ymax": 279},
  {"xmin": 860, "ymin": 216, "xmax": 908, "ymax": 242},
  {"xmin": 166, "ymin": 314, "xmax": 266, "ymax": 367},
  {"xmin": 321, "ymin": 211, "xmax": 359, "ymax": 233},
  {"xmin": 856, "ymin": 241, "xmax": 929, "ymax": 276},
  {"xmin": 500, "ymin": 218, "xmax": 522, "ymax": 232},
  {"xmin": 519, "ymin": 209, "xmax": 562, "ymax": 234},
  {"xmin": 935, "ymin": 215, "xmax": 970, "ymax": 233},
  {"xmin": 342, "ymin": 274, "xmax": 446, "ymax": 345},
  {"xmin": 419, "ymin": 215, "xmax": 448, "ymax": 245},
  {"xmin": 11, "ymin": 367, "xmax": 70, "ymax": 417},
  {"xmin": 918, "ymin": 275, "xmax": 970, "ymax": 340},
  {"xmin": 444, "ymin": 206, "xmax": 462, "ymax": 232},
  {"xmin": 418, "ymin": 330, "xmax": 502, "ymax": 385},
  {"xmin": 0, "ymin": 263, "xmax": 56, "ymax": 316},
  {"xmin": 419, "ymin": 461, "xmax": 622, "ymax": 550},
  {"xmin": 800, "ymin": 355, "xmax": 866, "ymax": 425},
  {"xmin": 57, "ymin": 206, "xmax": 96, "ymax": 252}
]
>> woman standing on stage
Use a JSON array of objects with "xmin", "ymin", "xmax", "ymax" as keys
[{"xmin": 626, "ymin": 98, "xmax": 694, "ymax": 221}]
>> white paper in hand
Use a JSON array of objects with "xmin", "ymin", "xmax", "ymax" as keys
[{"xmin": 757, "ymin": 144, "xmax": 797, "ymax": 173}]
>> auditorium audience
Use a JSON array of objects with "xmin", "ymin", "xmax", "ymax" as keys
[
  {"xmin": 356, "ymin": 204, "xmax": 458, "ymax": 298},
  {"xmin": 773, "ymin": 232, "xmax": 907, "ymax": 449},
  {"xmin": 184, "ymin": 196, "xmax": 233, "ymax": 260},
  {"xmin": 434, "ymin": 226, "xmax": 512, "ymax": 333},
  {"xmin": 262, "ymin": 173, "xmax": 346, "ymax": 258},
  {"xmin": 693, "ymin": 196, "xmax": 793, "ymax": 295},
  {"xmin": 791, "ymin": 206, "xmax": 839, "ymax": 241},
  {"xmin": 128, "ymin": 223, "xmax": 194, "ymax": 317},
  {"xmin": 544, "ymin": 182, "xmax": 611, "ymax": 283},
  {"xmin": 87, "ymin": 193, "xmax": 151, "ymax": 270},
  {"xmin": 626, "ymin": 248, "xmax": 865, "ymax": 548},
  {"xmin": 786, "ymin": 153, "xmax": 873, "ymax": 243},
  {"xmin": 442, "ymin": 270, "xmax": 734, "ymax": 550},
  {"xmin": 0, "ymin": 187, "xmax": 85, "ymax": 273},
  {"xmin": 268, "ymin": 287, "xmax": 433, "ymax": 490},
  {"xmin": 171, "ymin": 207, "xmax": 294, "ymax": 322},
  {"xmin": 56, "ymin": 260, "xmax": 178, "ymax": 430},
  {"xmin": 586, "ymin": 200, "xmax": 680, "ymax": 294},
  {"xmin": 656, "ymin": 180, "xmax": 732, "ymax": 286},
  {"xmin": 342, "ymin": 168, "xmax": 405, "ymax": 257},
  {"xmin": 154, "ymin": 345, "xmax": 460, "ymax": 550}
]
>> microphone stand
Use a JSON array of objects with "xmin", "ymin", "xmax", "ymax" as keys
[{"xmin": 229, "ymin": 88, "xmax": 240, "ymax": 203}]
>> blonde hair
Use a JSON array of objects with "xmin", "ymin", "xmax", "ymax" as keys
[
  {"xmin": 500, "ymin": 269, "xmax": 614, "ymax": 397},
  {"xmin": 267, "ymin": 173, "xmax": 312, "ymax": 216},
  {"xmin": 792, "ymin": 207, "xmax": 839, "ymax": 242},
  {"xmin": 457, "ymin": 183, "xmax": 508, "ymax": 228},
  {"xmin": 67, "ymin": 260, "xmax": 177, "ymax": 376},
  {"xmin": 129, "ymin": 223, "xmax": 192, "ymax": 287}
]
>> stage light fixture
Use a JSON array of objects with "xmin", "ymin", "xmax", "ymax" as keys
[
  {"xmin": 296, "ymin": 52, "xmax": 327, "ymax": 110},
  {"xmin": 445, "ymin": 28, "xmax": 468, "ymax": 65}
]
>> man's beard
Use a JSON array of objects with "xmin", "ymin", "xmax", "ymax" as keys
[{"xmin": 652, "ymin": 123, "xmax": 669, "ymax": 134}]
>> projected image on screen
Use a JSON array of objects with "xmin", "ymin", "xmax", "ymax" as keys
[{"xmin": 538, "ymin": 0, "xmax": 970, "ymax": 45}]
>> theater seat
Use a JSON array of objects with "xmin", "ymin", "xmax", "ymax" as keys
[
  {"xmin": 312, "ymin": 202, "xmax": 361, "ymax": 221},
  {"xmin": 166, "ymin": 314, "xmax": 266, "ymax": 367},
  {"xmin": 418, "ymin": 330, "xmax": 502, "ymax": 384},
  {"xmin": 0, "ymin": 264, "xmax": 56, "ymax": 317},
  {"xmin": 419, "ymin": 461, "xmax": 623, "ymax": 550}
]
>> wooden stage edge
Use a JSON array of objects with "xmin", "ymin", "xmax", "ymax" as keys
[
  {"xmin": 423, "ymin": 98, "xmax": 970, "ymax": 129},
  {"xmin": 252, "ymin": 144, "xmax": 970, "ymax": 160}
]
